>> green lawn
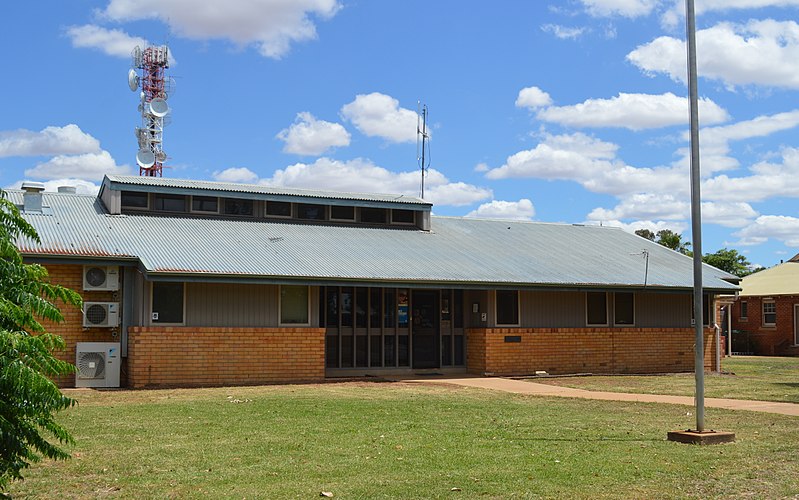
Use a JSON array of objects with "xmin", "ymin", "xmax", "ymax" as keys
[
  {"xmin": 7, "ymin": 381, "xmax": 799, "ymax": 499},
  {"xmin": 532, "ymin": 356, "xmax": 799, "ymax": 403}
]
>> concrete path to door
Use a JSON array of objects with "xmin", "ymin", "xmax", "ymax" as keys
[{"xmin": 393, "ymin": 375, "xmax": 799, "ymax": 417}]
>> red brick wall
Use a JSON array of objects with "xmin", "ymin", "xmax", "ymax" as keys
[
  {"xmin": 466, "ymin": 327, "xmax": 719, "ymax": 376},
  {"xmin": 40, "ymin": 264, "xmax": 119, "ymax": 387},
  {"xmin": 732, "ymin": 296, "xmax": 799, "ymax": 355},
  {"xmin": 127, "ymin": 327, "xmax": 326, "ymax": 388}
]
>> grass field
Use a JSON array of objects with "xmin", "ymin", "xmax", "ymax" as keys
[
  {"xmin": 533, "ymin": 356, "xmax": 799, "ymax": 403},
  {"xmin": 7, "ymin": 380, "xmax": 799, "ymax": 499}
]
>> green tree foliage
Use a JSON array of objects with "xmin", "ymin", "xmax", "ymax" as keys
[
  {"xmin": 0, "ymin": 189, "xmax": 81, "ymax": 490},
  {"xmin": 634, "ymin": 228, "xmax": 692, "ymax": 255},
  {"xmin": 634, "ymin": 229, "xmax": 655, "ymax": 241},
  {"xmin": 702, "ymin": 248, "xmax": 755, "ymax": 277}
]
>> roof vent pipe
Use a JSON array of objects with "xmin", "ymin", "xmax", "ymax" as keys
[
  {"xmin": 57, "ymin": 186, "xmax": 77, "ymax": 194},
  {"xmin": 21, "ymin": 181, "xmax": 46, "ymax": 213}
]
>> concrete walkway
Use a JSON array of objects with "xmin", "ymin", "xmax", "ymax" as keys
[{"xmin": 395, "ymin": 375, "xmax": 799, "ymax": 417}]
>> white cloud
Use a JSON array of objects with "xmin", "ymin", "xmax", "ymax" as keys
[
  {"xmin": 734, "ymin": 215, "xmax": 799, "ymax": 246},
  {"xmin": 102, "ymin": 0, "xmax": 340, "ymax": 59},
  {"xmin": 276, "ymin": 112, "xmax": 350, "ymax": 155},
  {"xmin": 66, "ymin": 24, "xmax": 147, "ymax": 58},
  {"xmin": 587, "ymin": 195, "xmax": 757, "ymax": 227},
  {"xmin": 703, "ymin": 146, "xmax": 799, "ymax": 202},
  {"xmin": 579, "ymin": 0, "xmax": 660, "ymax": 17},
  {"xmin": 535, "ymin": 92, "xmax": 729, "ymax": 130},
  {"xmin": 212, "ymin": 167, "xmax": 259, "ymax": 183},
  {"xmin": 6, "ymin": 178, "xmax": 100, "ymax": 195},
  {"xmin": 466, "ymin": 199, "xmax": 535, "ymax": 220},
  {"xmin": 587, "ymin": 219, "xmax": 688, "ymax": 235},
  {"xmin": 340, "ymin": 93, "xmax": 418, "ymax": 143},
  {"xmin": 628, "ymin": 20, "xmax": 799, "ymax": 89},
  {"xmin": 515, "ymin": 86, "xmax": 553, "ymax": 110},
  {"xmin": 0, "ymin": 124, "xmax": 101, "ymax": 158},
  {"xmin": 262, "ymin": 157, "xmax": 491, "ymax": 207},
  {"xmin": 541, "ymin": 24, "xmax": 587, "ymax": 40},
  {"xmin": 24, "ymin": 151, "xmax": 130, "ymax": 180},
  {"xmin": 663, "ymin": 0, "xmax": 799, "ymax": 27}
]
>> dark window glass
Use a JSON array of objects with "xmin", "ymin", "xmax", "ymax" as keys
[
  {"xmin": 325, "ymin": 335, "xmax": 338, "ymax": 368},
  {"xmin": 384, "ymin": 289, "xmax": 396, "ymax": 328},
  {"xmin": 397, "ymin": 289, "xmax": 409, "ymax": 328},
  {"xmin": 586, "ymin": 292, "xmax": 608, "ymax": 325},
  {"xmin": 152, "ymin": 282, "xmax": 184, "ymax": 323},
  {"xmin": 496, "ymin": 290, "xmax": 519, "ymax": 325},
  {"xmin": 454, "ymin": 335, "xmax": 465, "ymax": 365},
  {"xmin": 224, "ymin": 198, "xmax": 253, "ymax": 216},
  {"xmin": 398, "ymin": 336, "xmax": 409, "ymax": 366},
  {"xmin": 703, "ymin": 295, "xmax": 711, "ymax": 326},
  {"xmin": 370, "ymin": 336, "xmax": 382, "ymax": 367},
  {"xmin": 355, "ymin": 287, "xmax": 368, "ymax": 328},
  {"xmin": 153, "ymin": 194, "xmax": 187, "ymax": 212},
  {"xmin": 360, "ymin": 207, "xmax": 387, "ymax": 224},
  {"xmin": 392, "ymin": 209, "xmax": 415, "ymax": 224},
  {"xmin": 442, "ymin": 335, "xmax": 452, "ymax": 366},
  {"xmin": 341, "ymin": 336, "xmax": 353, "ymax": 367},
  {"xmin": 740, "ymin": 301, "xmax": 748, "ymax": 319},
  {"xmin": 614, "ymin": 292, "xmax": 634, "ymax": 325},
  {"xmin": 330, "ymin": 205, "xmax": 355, "ymax": 220},
  {"xmin": 370, "ymin": 288, "xmax": 381, "ymax": 328},
  {"xmin": 280, "ymin": 285, "xmax": 309, "ymax": 325},
  {"xmin": 763, "ymin": 301, "xmax": 776, "ymax": 325},
  {"xmin": 192, "ymin": 196, "xmax": 218, "ymax": 213},
  {"xmin": 356, "ymin": 336, "xmax": 368, "ymax": 367},
  {"xmin": 121, "ymin": 191, "xmax": 148, "ymax": 208},
  {"xmin": 298, "ymin": 203, "xmax": 325, "ymax": 220},
  {"xmin": 441, "ymin": 290, "xmax": 452, "ymax": 321},
  {"xmin": 384, "ymin": 336, "xmax": 396, "ymax": 366},
  {"xmin": 454, "ymin": 289, "xmax": 464, "ymax": 328},
  {"xmin": 266, "ymin": 201, "xmax": 292, "ymax": 217},
  {"xmin": 341, "ymin": 287, "xmax": 353, "ymax": 327}
]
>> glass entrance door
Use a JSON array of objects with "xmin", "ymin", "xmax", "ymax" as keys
[{"xmin": 412, "ymin": 290, "xmax": 439, "ymax": 369}]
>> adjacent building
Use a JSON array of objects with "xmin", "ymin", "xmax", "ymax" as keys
[{"xmin": 13, "ymin": 175, "xmax": 740, "ymax": 388}]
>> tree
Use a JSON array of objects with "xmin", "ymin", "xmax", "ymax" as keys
[
  {"xmin": 702, "ymin": 248, "xmax": 754, "ymax": 277},
  {"xmin": 0, "ymin": 189, "xmax": 81, "ymax": 490},
  {"xmin": 634, "ymin": 229, "xmax": 655, "ymax": 241},
  {"xmin": 655, "ymin": 229, "xmax": 691, "ymax": 255}
]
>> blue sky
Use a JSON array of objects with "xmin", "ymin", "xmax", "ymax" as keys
[{"xmin": 3, "ymin": 1, "xmax": 799, "ymax": 268}]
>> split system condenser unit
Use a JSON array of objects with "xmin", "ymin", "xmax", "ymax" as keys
[
  {"xmin": 75, "ymin": 342, "xmax": 121, "ymax": 388},
  {"xmin": 83, "ymin": 265, "xmax": 119, "ymax": 291},
  {"xmin": 83, "ymin": 302, "xmax": 120, "ymax": 328}
]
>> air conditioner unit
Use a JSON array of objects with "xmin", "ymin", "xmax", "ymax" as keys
[
  {"xmin": 83, "ymin": 302, "xmax": 120, "ymax": 328},
  {"xmin": 83, "ymin": 265, "xmax": 119, "ymax": 291},
  {"xmin": 75, "ymin": 342, "xmax": 121, "ymax": 388}
]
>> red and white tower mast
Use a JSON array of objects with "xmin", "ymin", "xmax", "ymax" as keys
[{"xmin": 128, "ymin": 45, "xmax": 172, "ymax": 176}]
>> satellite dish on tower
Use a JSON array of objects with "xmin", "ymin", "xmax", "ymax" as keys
[
  {"xmin": 149, "ymin": 98, "xmax": 169, "ymax": 117},
  {"xmin": 127, "ymin": 69, "xmax": 140, "ymax": 92},
  {"xmin": 136, "ymin": 149, "xmax": 156, "ymax": 168}
]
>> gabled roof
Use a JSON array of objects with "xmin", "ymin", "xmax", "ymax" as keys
[
  {"xmin": 10, "ymin": 190, "xmax": 739, "ymax": 291},
  {"xmin": 737, "ymin": 260, "xmax": 799, "ymax": 296},
  {"xmin": 101, "ymin": 175, "xmax": 431, "ymax": 210}
]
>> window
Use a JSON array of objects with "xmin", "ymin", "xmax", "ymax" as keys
[
  {"xmin": 614, "ymin": 292, "xmax": 634, "ymax": 325},
  {"xmin": 280, "ymin": 285, "xmax": 309, "ymax": 325},
  {"xmin": 153, "ymin": 194, "xmax": 187, "ymax": 212},
  {"xmin": 191, "ymin": 196, "xmax": 218, "ymax": 213},
  {"xmin": 266, "ymin": 201, "xmax": 292, "ymax": 217},
  {"xmin": 151, "ymin": 282, "xmax": 184, "ymax": 324},
  {"xmin": 224, "ymin": 198, "xmax": 253, "ymax": 216},
  {"xmin": 360, "ymin": 207, "xmax": 387, "ymax": 224},
  {"xmin": 298, "ymin": 203, "xmax": 326, "ymax": 220},
  {"xmin": 330, "ymin": 205, "xmax": 355, "ymax": 221},
  {"xmin": 586, "ymin": 292, "xmax": 608, "ymax": 325},
  {"xmin": 740, "ymin": 301, "xmax": 748, "ymax": 320},
  {"xmin": 392, "ymin": 209, "xmax": 416, "ymax": 224},
  {"xmin": 496, "ymin": 290, "xmax": 519, "ymax": 326},
  {"xmin": 763, "ymin": 300, "xmax": 776, "ymax": 326},
  {"xmin": 121, "ymin": 191, "xmax": 148, "ymax": 209}
]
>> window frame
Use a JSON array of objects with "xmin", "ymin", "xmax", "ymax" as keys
[
  {"xmin": 359, "ymin": 207, "xmax": 387, "ymax": 224},
  {"xmin": 150, "ymin": 281, "xmax": 186, "ymax": 326},
  {"xmin": 223, "ymin": 198, "xmax": 254, "ymax": 216},
  {"xmin": 279, "ymin": 284, "xmax": 311, "ymax": 327},
  {"xmin": 120, "ymin": 191, "xmax": 149, "ymax": 210},
  {"xmin": 297, "ymin": 203, "xmax": 327, "ymax": 221},
  {"xmin": 739, "ymin": 300, "xmax": 748, "ymax": 320},
  {"xmin": 190, "ymin": 195, "xmax": 219, "ymax": 214},
  {"xmin": 613, "ymin": 292, "xmax": 635, "ymax": 326},
  {"xmin": 585, "ymin": 291, "xmax": 609, "ymax": 326},
  {"xmin": 494, "ymin": 289, "xmax": 520, "ymax": 327},
  {"xmin": 391, "ymin": 209, "xmax": 416, "ymax": 225},
  {"xmin": 265, "ymin": 200, "xmax": 293, "ymax": 218},
  {"xmin": 152, "ymin": 193, "xmax": 188, "ymax": 213},
  {"xmin": 762, "ymin": 299, "xmax": 777, "ymax": 327},
  {"xmin": 330, "ymin": 205, "xmax": 356, "ymax": 222}
]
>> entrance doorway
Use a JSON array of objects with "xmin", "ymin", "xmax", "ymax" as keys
[{"xmin": 412, "ymin": 290, "xmax": 439, "ymax": 369}]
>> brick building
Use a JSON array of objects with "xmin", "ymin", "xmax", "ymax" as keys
[
  {"xmin": 13, "ymin": 175, "xmax": 740, "ymax": 388},
  {"xmin": 728, "ymin": 255, "xmax": 799, "ymax": 356}
]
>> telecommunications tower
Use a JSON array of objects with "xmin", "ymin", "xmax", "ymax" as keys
[{"xmin": 127, "ymin": 44, "xmax": 173, "ymax": 176}]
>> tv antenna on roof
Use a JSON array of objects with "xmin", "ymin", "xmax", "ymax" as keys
[
  {"xmin": 128, "ymin": 43, "xmax": 174, "ymax": 177},
  {"xmin": 417, "ymin": 101, "xmax": 430, "ymax": 199}
]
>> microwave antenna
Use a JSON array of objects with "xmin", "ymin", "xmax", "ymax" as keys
[
  {"xmin": 417, "ymin": 101, "xmax": 431, "ymax": 199},
  {"xmin": 128, "ymin": 44, "xmax": 174, "ymax": 176}
]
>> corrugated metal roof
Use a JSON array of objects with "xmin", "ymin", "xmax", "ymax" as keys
[
  {"xmin": 10, "ymin": 190, "xmax": 739, "ymax": 291},
  {"xmin": 736, "ymin": 262, "xmax": 799, "ymax": 296},
  {"xmin": 104, "ymin": 174, "xmax": 431, "ymax": 207}
]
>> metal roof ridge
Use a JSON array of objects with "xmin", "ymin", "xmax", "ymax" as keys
[{"xmin": 432, "ymin": 216, "xmax": 624, "ymax": 229}]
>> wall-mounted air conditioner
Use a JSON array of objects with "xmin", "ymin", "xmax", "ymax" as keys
[
  {"xmin": 75, "ymin": 342, "xmax": 121, "ymax": 388},
  {"xmin": 83, "ymin": 302, "xmax": 120, "ymax": 328},
  {"xmin": 83, "ymin": 265, "xmax": 119, "ymax": 291}
]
